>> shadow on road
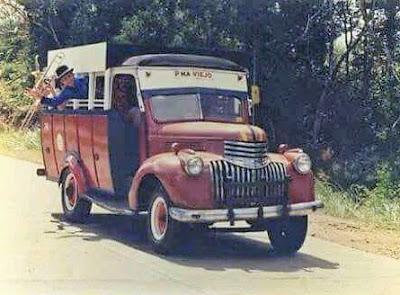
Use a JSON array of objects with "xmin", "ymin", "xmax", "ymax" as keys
[{"xmin": 47, "ymin": 213, "xmax": 339, "ymax": 273}]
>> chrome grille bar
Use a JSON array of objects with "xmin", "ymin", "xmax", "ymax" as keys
[
  {"xmin": 217, "ymin": 161, "xmax": 224, "ymax": 204},
  {"xmin": 210, "ymin": 160, "xmax": 289, "ymax": 208},
  {"xmin": 224, "ymin": 140, "xmax": 269, "ymax": 168},
  {"xmin": 224, "ymin": 140, "xmax": 268, "ymax": 159},
  {"xmin": 224, "ymin": 140, "xmax": 268, "ymax": 147}
]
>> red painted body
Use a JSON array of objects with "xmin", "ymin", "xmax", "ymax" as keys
[
  {"xmin": 52, "ymin": 115, "xmax": 65, "ymax": 173},
  {"xmin": 128, "ymin": 152, "xmax": 222, "ymax": 210},
  {"xmin": 268, "ymin": 153, "xmax": 315, "ymax": 204},
  {"xmin": 40, "ymin": 77, "xmax": 314, "ymax": 213},
  {"xmin": 41, "ymin": 113, "xmax": 113, "ymax": 192},
  {"xmin": 64, "ymin": 115, "xmax": 79, "ymax": 155},
  {"xmin": 126, "ymin": 99, "xmax": 314, "ymax": 210},
  {"xmin": 77, "ymin": 116, "xmax": 97, "ymax": 188},
  {"xmin": 63, "ymin": 153, "xmax": 88, "ymax": 195},
  {"xmin": 41, "ymin": 115, "xmax": 58, "ymax": 179},
  {"xmin": 92, "ymin": 115, "xmax": 113, "ymax": 191}
]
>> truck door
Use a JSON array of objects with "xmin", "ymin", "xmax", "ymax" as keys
[{"xmin": 108, "ymin": 69, "xmax": 142, "ymax": 197}]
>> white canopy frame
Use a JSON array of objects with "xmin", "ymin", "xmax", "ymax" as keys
[{"xmin": 48, "ymin": 42, "xmax": 109, "ymax": 111}]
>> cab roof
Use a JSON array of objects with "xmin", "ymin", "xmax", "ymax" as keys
[{"xmin": 122, "ymin": 54, "xmax": 245, "ymax": 72}]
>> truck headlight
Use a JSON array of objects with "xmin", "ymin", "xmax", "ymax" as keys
[
  {"xmin": 293, "ymin": 153, "xmax": 312, "ymax": 174},
  {"xmin": 184, "ymin": 157, "xmax": 204, "ymax": 176}
]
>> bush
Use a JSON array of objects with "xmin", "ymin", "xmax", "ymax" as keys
[
  {"xmin": 370, "ymin": 164, "xmax": 400, "ymax": 200},
  {"xmin": 317, "ymin": 180, "xmax": 400, "ymax": 229},
  {"xmin": 0, "ymin": 126, "xmax": 40, "ymax": 151},
  {"xmin": 0, "ymin": 9, "xmax": 35, "ymax": 127},
  {"xmin": 0, "ymin": 61, "xmax": 34, "ymax": 125},
  {"xmin": 316, "ymin": 181, "xmax": 363, "ymax": 218}
]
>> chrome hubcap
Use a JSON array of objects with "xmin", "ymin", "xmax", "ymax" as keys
[
  {"xmin": 150, "ymin": 196, "xmax": 168, "ymax": 241},
  {"xmin": 64, "ymin": 174, "xmax": 77, "ymax": 211}
]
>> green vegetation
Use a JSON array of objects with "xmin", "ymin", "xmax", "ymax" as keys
[
  {"xmin": 0, "ymin": 125, "xmax": 41, "ymax": 162},
  {"xmin": 317, "ymin": 179, "xmax": 400, "ymax": 229},
  {"xmin": 0, "ymin": 0, "xmax": 400, "ymax": 226},
  {"xmin": 0, "ymin": 1, "xmax": 34, "ymax": 126}
]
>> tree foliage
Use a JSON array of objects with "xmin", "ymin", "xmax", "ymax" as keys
[
  {"xmin": 0, "ymin": 0, "xmax": 34, "ymax": 124},
  {"xmin": 1, "ymin": 0, "xmax": 400, "ymax": 190}
]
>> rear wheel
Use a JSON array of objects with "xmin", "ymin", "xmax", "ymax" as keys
[
  {"xmin": 267, "ymin": 216, "xmax": 308, "ymax": 255},
  {"xmin": 147, "ymin": 186, "xmax": 180, "ymax": 254},
  {"xmin": 61, "ymin": 169, "xmax": 92, "ymax": 222}
]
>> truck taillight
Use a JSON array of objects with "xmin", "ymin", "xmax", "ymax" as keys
[{"xmin": 36, "ymin": 168, "xmax": 46, "ymax": 176}]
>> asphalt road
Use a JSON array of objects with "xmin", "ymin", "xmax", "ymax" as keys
[{"xmin": 1, "ymin": 155, "xmax": 399, "ymax": 295}]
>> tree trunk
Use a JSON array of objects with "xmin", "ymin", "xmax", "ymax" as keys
[{"xmin": 312, "ymin": 81, "xmax": 330, "ymax": 146}]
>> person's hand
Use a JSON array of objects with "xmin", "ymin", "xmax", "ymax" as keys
[
  {"xmin": 25, "ymin": 87, "xmax": 43, "ymax": 101},
  {"xmin": 40, "ymin": 83, "xmax": 55, "ymax": 97},
  {"xmin": 25, "ymin": 82, "xmax": 55, "ymax": 101}
]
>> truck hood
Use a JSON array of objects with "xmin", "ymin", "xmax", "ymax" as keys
[{"xmin": 158, "ymin": 122, "xmax": 267, "ymax": 142}]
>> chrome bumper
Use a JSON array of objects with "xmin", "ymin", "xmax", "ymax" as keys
[{"xmin": 170, "ymin": 200, "xmax": 323, "ymax": 223}]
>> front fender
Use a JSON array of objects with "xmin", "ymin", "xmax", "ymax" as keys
[
  {"xmin": 128, "ymin": 152, "xmax": 222, "ymax": 210},
  {"xmin": 269, "ymin": 152, "xmax": 315, "ymax": 204}
]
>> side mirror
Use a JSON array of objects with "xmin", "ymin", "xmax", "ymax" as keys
[{"xmin": 251, "ymin": 85, "xmax": 260, "ymax": 105}]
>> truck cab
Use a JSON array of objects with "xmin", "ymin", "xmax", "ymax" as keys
[{"xmin": 39, "ymin": 42, "xmax": 322, "ymax": 254}]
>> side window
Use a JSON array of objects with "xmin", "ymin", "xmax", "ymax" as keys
[
  {"xmin": 94, "ymin": 75, "xmax": 105, "ymax": 109},
  {"xmin": 111, "ymin": 74, "xmax": 138, "ymax": 113}
]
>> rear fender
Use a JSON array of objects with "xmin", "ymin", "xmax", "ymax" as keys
[{"xmin": 58, "ymin": 152, "xmax": 88, "ymax": 195}]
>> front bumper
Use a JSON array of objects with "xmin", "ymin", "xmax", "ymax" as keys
[{"xmin": 170, "ymin": 200, "xmax": 323, "ymax": 223}]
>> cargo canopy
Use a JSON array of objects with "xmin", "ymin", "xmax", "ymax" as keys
[{"xmin": 47, "ymin": 42, "xmax": 249, "ymax": 74}]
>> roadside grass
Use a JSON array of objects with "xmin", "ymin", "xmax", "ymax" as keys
[
  {"xmin": 316, "ymin": 180, "xmax": 400, "ymax": 230},
  {"xmin": 0, "ymin": 125, "xmax": 42, "ymax": 163}
]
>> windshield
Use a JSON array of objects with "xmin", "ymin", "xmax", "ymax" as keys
[{"xmin": 150, "ymin": 93, "xmax": 244, "ymax": 123}]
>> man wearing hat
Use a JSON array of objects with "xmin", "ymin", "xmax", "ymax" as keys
[{"xmin": 28, "ymin": 65, "xmax": 88, "ymax": 108}]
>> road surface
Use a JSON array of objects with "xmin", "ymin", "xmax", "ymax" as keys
[{"xmin": 0, "ymin": 155, "xmax": 399, "ymax": 295}]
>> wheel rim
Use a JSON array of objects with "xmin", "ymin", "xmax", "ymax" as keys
[
  {"xmin": 64, "ymin": 173, "xmax": 78, "ymax": 211},
  {"xmin": 150, "ymin": 196, "xmax": 168, "ymax": 241}
]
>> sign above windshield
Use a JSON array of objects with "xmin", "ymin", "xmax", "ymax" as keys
[
  {"xmin": 174, "ymin": 70, "xmax": 213, "ymax": 79},
  {"xmin": 138, "ymin": 67, "xmax": 248, "ymax": 92}
]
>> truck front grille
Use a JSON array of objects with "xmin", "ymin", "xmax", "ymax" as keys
[
  {"xmin": 210, "ymin": 160, "xmax": 289, "ymax": 208},
  {"xmin": 224, "ymin": 140, "xmax": 268, "ymax": 158},
  {"xmin": 224, "ymin": 140, "xmax": 268, "ymax": 168}
]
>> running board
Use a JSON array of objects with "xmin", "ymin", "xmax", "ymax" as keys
[
  {"xmin": 209, "ymin": 226, "xmax": 267, "ymax": 233},
  {"xmin": 81, "ymin": 190, "xmax": 136, "ymax": 216}
]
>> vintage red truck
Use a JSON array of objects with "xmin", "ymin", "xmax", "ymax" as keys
[{"xmin": 37, "ymin": 42, "xmax": 323, "ymax": 254}]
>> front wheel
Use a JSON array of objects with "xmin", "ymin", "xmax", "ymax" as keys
[
  {"xmin": 147, "ymin": 186, "xmax": 180, "ymax": 254},
  {"xmin": 267, "ymin": 216, "xmax": 308, "ymax": 255},
  {"xmin": 61, "ymin": 169, "xmax": 92, "ymax": 222}
]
